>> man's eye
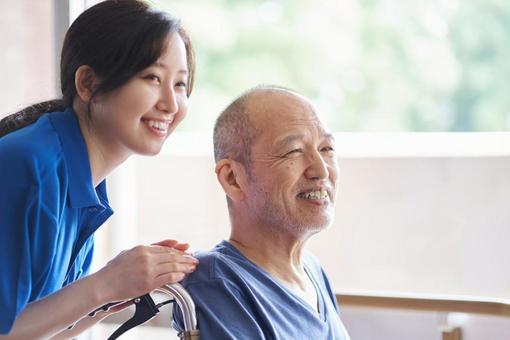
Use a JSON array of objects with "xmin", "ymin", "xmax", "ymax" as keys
[
  {"xmin": 175, "ymin": 81, "xmax": 188, "ymax": 88},
  {"xmin": 284, "ymin": 149, "xmax": 303, "ymax": 157},
  {"xmin": 321, "ymin": 146, "xmax": 335, "ymax": 153}
]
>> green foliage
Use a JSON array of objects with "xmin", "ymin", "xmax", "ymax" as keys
[{"xmin": 156, "ymin": 0, "xmax": 510, "ymax": 131}]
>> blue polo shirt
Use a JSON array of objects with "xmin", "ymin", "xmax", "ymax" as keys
[{"xmin": 0, "ymin": 107, "xmax": 113, "ymax": 334}]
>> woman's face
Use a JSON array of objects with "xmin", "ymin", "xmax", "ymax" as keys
[{"xmin": 89, "ymin": 32, "xmax": 189, "ymax": 158}]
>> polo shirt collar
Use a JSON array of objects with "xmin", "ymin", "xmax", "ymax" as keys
[{"xmin": 49, "ymin": 107, "xmax": 109, "ymax": 209}]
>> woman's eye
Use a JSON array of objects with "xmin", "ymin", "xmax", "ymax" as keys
[
  {"xmin": 175, "ymin": 81, "xmax": 188, "ymax": 88},
  {"xmin": 144, "ymin": 74, "xmax": 161, "ymax": 83},
  {"xmin": 321, "ymin": 146, "xmax": 335, "ymax": 153}
]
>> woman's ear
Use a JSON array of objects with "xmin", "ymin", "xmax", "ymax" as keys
[
  {"xmin": 74, "ymin": 65, "xmax": 100, "ymax": 103},
  {"xmin": 215, "ymin": 159, "xmax": 247, "ymax": 203}
]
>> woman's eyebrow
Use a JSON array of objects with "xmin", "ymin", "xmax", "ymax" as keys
[{"xmin": 153, "ymin": 62, "xmax": 189, "ymax": 75}]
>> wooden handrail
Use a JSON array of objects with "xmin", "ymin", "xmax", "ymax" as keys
[
  {"xmin": 336, "ymin": 292, "xmax": 510, "ymax": 317},
  {"xmin": 102, "ymin": 291, "xmax": 509, "ymax": 340}
]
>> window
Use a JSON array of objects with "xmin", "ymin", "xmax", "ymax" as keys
[{"xmin": 154, "ymin": 0, "xmax": 510, "ymax": 132}]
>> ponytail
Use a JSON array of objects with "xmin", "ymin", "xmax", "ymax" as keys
[{"xmin": 0, "ymin": 100, "xmax": 65, "ymax": 138}]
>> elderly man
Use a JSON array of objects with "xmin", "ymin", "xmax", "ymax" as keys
[{"xmin": 174, "ymin": 85, "xmax": 350, "ymax": 339}]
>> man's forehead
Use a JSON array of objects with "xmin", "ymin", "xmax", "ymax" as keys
[
  {"xmin": 243, "ymin": 88, "xmax": 334, "ymax": 146},
  {"xmin": 248, "ymin": 90, "xmax": 319, "ymax": 124},
  {"xmin": 249, "ymin": 88, "xmax": 308, "ymax": 109}
]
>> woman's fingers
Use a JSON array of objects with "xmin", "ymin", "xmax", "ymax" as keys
[
  {"xmin": 173, "ymin": 243, "xmax": 190, "ymax": 252},
  {"xmin": 151, "ymin": 239, "xmax": 189, "ymax": 250},
  {"xmin": 151, "ymin": 239, "xmax": 179, "ymax": 247},
  {"xmin": 97, "ymin": 241, "xmax": 198, "ymax": 301},
  {"xmin": 149, "ymin": 244, "xmax": 194, "ymax": 257},
  {"xmin": 152, "ymin": 239, "xmax": 191, "ymax": 252},
  {"xmin": 151, "ymin": 253, "xmax": 197, "ymax": 279},
  {"xmin": 129, "ymin": 246, "xmax": 197, "ymax": 279},
  {"xmin": 154, "ymin": 272, "xmax": 186, "ymax": 286},
  {"xmin": 154, "ymin": 251, "xmax": 198, "ymax": 265},
  {"xmin": 150, "ymin": 245, "xmax": 183, "ymax": 254},
  {"xmin": 155, "ymin": 261, "xmax": 197, "ymax": 275}
]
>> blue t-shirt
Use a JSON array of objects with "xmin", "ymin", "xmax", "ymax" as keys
[
  {"xmin": 0, "ymin": 107, "xmax": 113, "ymax": 334},
  {"xmin": 174, "ymin": 241, "xmax": 350, "ymax": 340}
]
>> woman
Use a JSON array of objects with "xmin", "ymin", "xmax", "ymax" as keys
[{"xmin": 0, "ymin": 0, "xmax": 198, "ymax": 338}]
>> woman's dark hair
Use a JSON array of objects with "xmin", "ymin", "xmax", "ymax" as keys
[{"xmin": 0, "ymin": 0, "xmax": 195, "ymax": 138}]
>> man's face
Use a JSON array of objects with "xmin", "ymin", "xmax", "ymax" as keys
[{"xmin": 242, "ymin": 91, "xmax": 339, "ymax": 236}]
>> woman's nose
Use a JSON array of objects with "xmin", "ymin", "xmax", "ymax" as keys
[{"xmin": 157, "ymin": 88, "xmax": 178, "ymax": 114}]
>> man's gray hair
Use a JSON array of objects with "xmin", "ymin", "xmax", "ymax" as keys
[
  {"xmin": 213, "ymin": 93, "xmax": 255, "ymax": 167},
  {"xmin": 213, "ymin": 85, "xmax": 295, "ymax": 168}
]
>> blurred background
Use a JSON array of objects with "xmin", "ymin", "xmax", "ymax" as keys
[
  {"xmin": 2, "ymin": 0, "xmax": 510, "ymax": 132},
  {"xmin": 1, "ymin": 0, "xmax": 509, "ymax": 339}
]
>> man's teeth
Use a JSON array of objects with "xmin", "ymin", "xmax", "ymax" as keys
[
  {"xmin": 301, "ymin": 190, "xmax": 329, "ymax": 200},
  {"xmin": 145, "ymin": 119, "xmax": 169, "ymax": 131}
]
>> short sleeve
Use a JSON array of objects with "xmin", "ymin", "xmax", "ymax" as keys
[
  {"xmin": 173, "ymin": 279, "xmax": 266, "ymax": 340},
  {"xmin": 0, "ymin": 182, "xmax": 60, "ymax": 334}
]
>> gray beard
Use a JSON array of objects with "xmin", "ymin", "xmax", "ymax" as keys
[{"xmin": 255, "ymin": 199, "xmax": 333, "ymax": 238}]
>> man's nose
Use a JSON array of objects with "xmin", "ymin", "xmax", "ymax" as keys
[
  {"xmin": 156, "ymin": 87, "xmax": 178, "ymax": 114},
  {"xmin": 305, "ymin": 152, "xmax": 330, "ymax": 180}
]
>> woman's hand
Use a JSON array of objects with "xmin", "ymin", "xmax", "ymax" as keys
[{"xmin": 93, "ymin": 239, "xmax": 198, "ymax": 303}]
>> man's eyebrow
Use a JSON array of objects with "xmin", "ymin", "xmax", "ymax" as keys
[
  {"xmin": 275, "ymin": 132, "xmax": 335, "ymax": 149},
  {"xmin": 274, "ymin": 134, "xmax": 305, "ymax": 149},
  {"xmin": 323, "ymin": 132, "xmax": 335, "ymax": 142}
]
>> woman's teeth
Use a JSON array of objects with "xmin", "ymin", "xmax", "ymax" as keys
[
  {"xmin": 300, "ymin": 190, "xmax": 329, "ymax": 200},
  {"xmin": 144, "ymin": 119, "xmax": 170, "ymax": 132}
]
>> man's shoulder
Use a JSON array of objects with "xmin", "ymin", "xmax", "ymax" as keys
[{"xmin": 184, "ymin": 241, "xmax": 248, "ymax": 285}]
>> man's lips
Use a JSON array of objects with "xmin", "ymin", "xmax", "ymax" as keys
[{"xmin": 296, "ymin": 187, "xmax": 333, "ymax": 202}]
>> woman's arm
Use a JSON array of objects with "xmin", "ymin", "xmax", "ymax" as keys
[
  {"xmin": 49, "ymin": 301, "xmax": 132, "ymax": 340},
  {"xmin": 0, "ymin": 272, "xmax": 107, "ymax": 339},
  {"xmin": 0, "ymin": 242, "xmax": 197, "ymax": 339}
]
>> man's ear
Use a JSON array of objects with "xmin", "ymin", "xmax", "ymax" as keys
[
  {"xmin": 74, "ymin": 65, "xmax": 100, "ymax": 103},
  {"xmin": 215, "ymin": 159, "xmax": 247, "ymax": 202}
]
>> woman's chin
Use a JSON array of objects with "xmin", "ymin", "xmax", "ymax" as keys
[{"xmin": 136, "ymin": 143, "xmax": 165, "ymax": 156}]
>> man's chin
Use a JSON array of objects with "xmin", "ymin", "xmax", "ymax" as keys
[
  {"xmin": 291, "ymin": 217, "xmax": 332, "ymax": 235},
  {"xmin": 305, "ymin": 212, "xmax": 333, "ymax": 227}
]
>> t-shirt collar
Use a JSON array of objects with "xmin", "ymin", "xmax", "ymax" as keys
[{"xmin": 49, "ymin": 107, "xmax": 108, "ymax": 208}]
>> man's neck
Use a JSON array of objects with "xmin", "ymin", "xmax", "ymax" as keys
[{"xmin": 229, "ymin": 223, "xmax": 319, "ymax": 311}]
